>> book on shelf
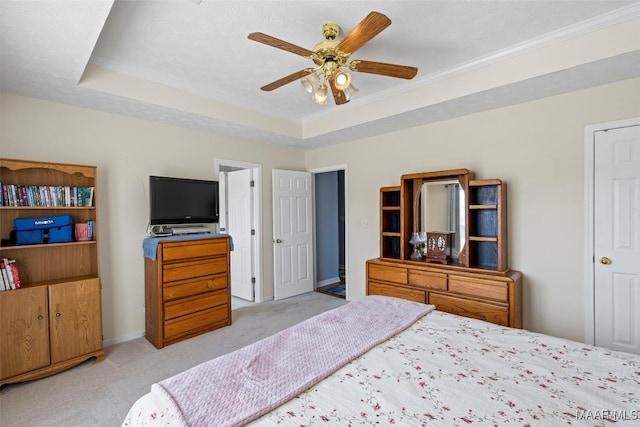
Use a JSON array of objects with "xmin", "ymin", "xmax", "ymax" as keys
[
  {"xmin": 2, "ymin": 258, "xmax": 15, "ymax": 290},
  {"xmin": 0, "ymin": 184, "xmax": 95, "ymax": 207},
  {"xmin": 0, "ymin": 262, "xmax": 5, "ymax": 291},
  {"xmin": 0, "ymin": 258, "xmax": 22, "ymax": 291},
  {"xmin": 0, "ymin": 261, "xmax": 10, "ymax": 291},
  {"xmin": 8, "ymin": 259, "xmax": 21, "ymax": 289},
  {"xmin": 87, "ymin": 187, "xmax": 94, "ymax": 207}
]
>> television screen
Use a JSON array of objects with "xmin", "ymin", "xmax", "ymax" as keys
[{"xmin": 149, "ymin": 176, "xmax": 219, "ymax": 225}]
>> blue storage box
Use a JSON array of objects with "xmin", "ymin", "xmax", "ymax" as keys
[{"xmin": 14, "ymin": 215, "xmax": 74, "ymax": 245}]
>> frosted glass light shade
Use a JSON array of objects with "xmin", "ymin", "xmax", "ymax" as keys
[
  {"xmin": 343, "ymin": 84, "xmax": 358, "ymax": 101},
  {"xmin": 312, "ymin": 84, "xmax": 328, "ymax": 104},
  {"xmin": 334, "ymin": 71, "xmax": 351, "ymax": 90},
  {"xmin": 301, "ymin": 73, "xmax": 319, "ymax": 93}
]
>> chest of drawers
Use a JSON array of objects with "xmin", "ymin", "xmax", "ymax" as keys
[{"xmin": 145, "ymin": 236, "xmax": 231, "ymax": 348}]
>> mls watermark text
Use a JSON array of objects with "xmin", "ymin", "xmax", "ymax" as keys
[{"xmin": 576, "ymin": 409, "xmax": 639, "ymax": 421}]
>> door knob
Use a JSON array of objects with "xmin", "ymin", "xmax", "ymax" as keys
[
  {"xmin": 599, "ymin": 257, "xmax": 612, "ymax": 265},
  {"xmin": 274, "ymin": 239, "xmax": 282, "ymax": 244}
]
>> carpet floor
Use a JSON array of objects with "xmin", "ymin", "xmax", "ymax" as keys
[{"xmin": 0, "ymin": 291, "xmax": 347, "ymax": 427}]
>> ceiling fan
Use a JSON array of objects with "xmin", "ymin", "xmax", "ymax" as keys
[{"xmin": 248, "ymin": 11, "xmax": 418, "ymax": 106}]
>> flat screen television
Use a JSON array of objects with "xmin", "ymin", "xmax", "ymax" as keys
[{"xmin": 149, "ymin": 175, "xmax": 219, "ymax": 225}]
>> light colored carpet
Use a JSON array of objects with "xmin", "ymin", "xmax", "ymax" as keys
[{"xmin": 0, "ymin": 291, "xmax": 347, "ymax": 427}]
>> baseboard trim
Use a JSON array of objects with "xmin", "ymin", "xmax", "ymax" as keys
[{"xmin": 103, "ymin": 331, "xmax": 145, "ymax": 347}]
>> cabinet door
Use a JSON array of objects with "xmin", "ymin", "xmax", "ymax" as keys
[
  {"xmin": 0, "ymin": 287, "xmax": 50, "ymax": 379},
  {"xmin": 49, "ymin": 278, "xmax": 103, "ymax": 364}
]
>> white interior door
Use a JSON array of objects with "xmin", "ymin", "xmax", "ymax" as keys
[
  {"xmin": 272, "ymin": 169, "xmax": 314, "ymax": 300},
  {"xmin": 593, "ymin": 124, "xmax": 640, "ymax": 354},
  {"xmin": 228, "ymin": 169, "xmax": 254, "ymax": 301}
]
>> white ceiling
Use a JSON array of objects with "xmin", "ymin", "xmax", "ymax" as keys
[{"xmin": 2, "ymin": 0, "xmax": 640, "ymax": 148}]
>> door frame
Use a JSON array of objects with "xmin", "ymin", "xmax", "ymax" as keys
[
  {"xmin": 215, "ymin": 158, "xmax": 263, "ymax": 304},
  {"xmin": 309, "ymin": 164, "xmax": 348, "ymax": 299},
  {"xmin": 583, "ymin": 117, "xmax": 640, "ymax": 344}
]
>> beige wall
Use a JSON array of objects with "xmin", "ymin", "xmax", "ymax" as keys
[
  {"xmin": 2, "ymin": 76, "xmax": 639, "ymax": 344},
  {"xmin": 306, "ymin": 77, "xmax": 640, "ymax": 342},
  {"xmin": 0, "ymin": 93, "xmax": 306, "ymax": 343}
]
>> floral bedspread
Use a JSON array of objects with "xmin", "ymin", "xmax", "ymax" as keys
[{"xmin": 123, "ymin": 311, "xmax": 640, "ymax": 427}]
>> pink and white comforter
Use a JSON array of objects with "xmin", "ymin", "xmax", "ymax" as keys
[{"xmin": 122, "ymin": 300, "xmax": 640, "ymax": 427}]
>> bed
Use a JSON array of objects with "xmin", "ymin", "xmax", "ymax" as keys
[{"xmin": 122, "ymin": 296, "xmax": 640, "ymax": 426}]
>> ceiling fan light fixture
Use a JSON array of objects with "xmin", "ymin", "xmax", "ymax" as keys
[
  {"xmin": 312, "ymin": 83, "xmax": 329, "ymax": 104},
  {"xmin": 249, "ymin": 11, "xmax": 418, "ymax": 106},
  {"xmin": 334, "ymin": 70, "xmax": 351, "ymax": 90},
  {"xmin": 343, "ymin": 84, "xmax": 359, "ymax": 101},
  {"xmin": 300, "ymin": 72, "xmax": 319, "ymax": 93}
]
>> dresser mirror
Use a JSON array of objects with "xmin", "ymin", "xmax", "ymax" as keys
[
  {"xmin": 417, "ymin": 179, "xmax": 466, "ymax": 260},
  {"xmin": 401, "ymin": 169, "xmax": 473, "ymax": 265},
  {"xmin": 385, "ymin": 168, "xmax": 507, "ymax": 270}
]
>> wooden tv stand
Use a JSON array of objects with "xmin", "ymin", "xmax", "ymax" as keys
[{"xmin": 144, "ymin": 235, "xmax": 231, "ymax": 348}]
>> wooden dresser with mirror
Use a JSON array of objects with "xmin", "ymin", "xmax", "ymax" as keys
[{"xmin": 368, "ymin": 168, "xmax": 522, "ymax": 328}]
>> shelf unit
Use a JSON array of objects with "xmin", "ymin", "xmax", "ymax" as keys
[
  {"xmin": 379, "ymin": 186, "xmax": 402, "ymax": 259},
  {"xmin": 0, "ymin": 158, "xmax": 104, "ymax": 388},
  {"xmin": 468, "ymin": 179, "xmax": 507, "ymax": 270}
]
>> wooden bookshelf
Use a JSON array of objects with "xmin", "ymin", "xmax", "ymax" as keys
[{"xmin": 0, "ymin": 158, "xmax": 104, "ymax": 388}]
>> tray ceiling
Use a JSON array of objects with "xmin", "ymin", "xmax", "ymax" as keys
[{"xmin": 2, "ymin": 0, "xmax": 640, "ymax": 147}]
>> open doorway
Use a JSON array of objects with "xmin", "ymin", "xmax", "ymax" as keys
[
  {"xmin": 312, "ymin": 167, "xmax": 347, "ymax": 299},
  {"xmin": 215, "ymin": 159, "xmax": 263, "ymax": 309}
]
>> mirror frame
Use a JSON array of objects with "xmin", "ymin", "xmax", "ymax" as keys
[{"xmin": 400, "ymin": 169, "xmax": 474, "ymax": 266}]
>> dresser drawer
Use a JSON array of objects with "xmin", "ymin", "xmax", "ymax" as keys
[
  {"xmin": 163, "ymin": 274, "xmax": 228, "ymax": 301},
  {"xmin": 162, "ymin": 238, "xmax": 228, "ymax": 262},
  {"xmin": 163, "ymin": 257, "xmax": 227, "ymax": 283},
  {"xmin": 164, "ymin": 289, "xmax": 227, "ymax": 320},
  {"xmin": 430, "ymin": 293, "xmax": 508, "ymax": 326},
  {"xmin": 448, "ymin": 276, "xmax": 508, "ymax": 302},
  {"xmin": 164, "ymin": 304, "xmax": 229, "ymax": 342},
  {"xmin": 368, "ymin": 264, "xmax": 408, "ymax": 285},
  {"xmin": 409, "ymin": 270, "xmax": 447, "ymax": 291},
  {"xmin": 368, "ymin": 281, "xmax": 426, "ymax": 303}
]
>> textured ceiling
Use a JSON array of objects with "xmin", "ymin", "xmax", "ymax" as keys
[{"xmin": 1, "ymin": 0, "xmax": 640, "ymax": 148}]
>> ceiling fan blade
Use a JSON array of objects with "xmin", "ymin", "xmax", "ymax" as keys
[
  {"xmin": 248, "ymin": 32, "xmax": 315, "ymax": 58},
  {"xmin": 336, "ymin": 11, "xmax": 392, "ymax": 56},
  {"xmin": 260, "ymin": 69, "xmax": 313, "ymax": 91},
  {"xmin": 329, "ymin": 80, "xmax": 349, "ymax": 105},
  {"xmin": 350, "ymin": 60, "xmax": 418, "ymax": 79}
]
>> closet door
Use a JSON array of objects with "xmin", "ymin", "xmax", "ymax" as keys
[{"xmin": 593, "ymin": 124, "xmax": 640, "ymax": 354}]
